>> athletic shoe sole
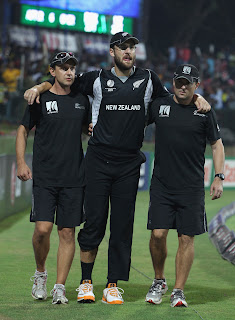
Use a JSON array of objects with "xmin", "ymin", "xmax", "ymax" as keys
[
  {"xmin": 145, "ymin": 297, "xmax": 162, "ymax": 304},
  {"xmin": 32, "ymin": 293, "xmax": 47, "ymax": 300},
  {"xmin": 77, "ymin": 298, "xmax": 95, "ymax": 303},
  {"xmin": 101, "ymin": 297, "xmax": 123, "ymax": 305}
]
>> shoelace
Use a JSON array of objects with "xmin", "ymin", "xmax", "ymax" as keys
[
  {"xmin": 172, "ymin": 290, "xmax": 186, "ymax": 300},
  {"xmin": 107, "ymin": 287, "xmax": 124, "ymax": 298},
  {"xmin": 149, "ymin": 281, "xmax": 163, "ymax": 293},
  {"xmin": 76, "ymin": 283, "xmax": 93, "ymax": 293},
  {"xmin": 50, "ymin": 287, "xmax": 64, "ymax": 297},
  {"xmin": 30, "ymin": 274, "xmax": 47, "ymax": 290}
]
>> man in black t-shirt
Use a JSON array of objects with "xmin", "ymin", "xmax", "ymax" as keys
[
  {"xmin": 145, "ymin": 64, "xmax": 225, "ymax": 308},
  {"xmin": 23, "ymin": 33, "xmax": 211, "ymax": 304},
  {"xmin": 16, "ymin": 52, "xmax": 90, "ymax": 305}
]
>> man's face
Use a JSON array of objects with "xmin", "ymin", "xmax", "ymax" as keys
[
  {"xmin": 50, "ymin": 60, "xmax": 76, "ymax": 87},
  {"xmin": 110, "ymin": 40, "xmax": 136, "ymax": 72},
  {"xmin": 173, "ymin": 78, "xmax": 199, "ymax": 103}
]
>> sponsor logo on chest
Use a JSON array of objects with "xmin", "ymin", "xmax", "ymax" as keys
[
  {"xmin": 46, "ymin": 101, "xmax": 58, "ymax": 114},
  {"xmin": 159, "ymin": 105, "xmax": 171, "ymax": 117},
  {"xmin": 193, "ymin": 110, "xmax": 206, "ymax": 117},
  {"xmin": 104, "ymin": 78, "xmax": 146, "ymax": 92},
  {"xmin": 105, "ymin": 79, "xmax": 116, "ymax": 92},
  {"xmin": 75, "ymin": 103, "xmax": 85, "ymax": 109}
]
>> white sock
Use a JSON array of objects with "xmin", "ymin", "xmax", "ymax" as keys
[{"xmin": 54, "ymin": 284, "xmax": 65, "ymax": 289}]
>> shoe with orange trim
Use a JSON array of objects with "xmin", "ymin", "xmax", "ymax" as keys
[
  {"xmin": 76, "ymin": 280, "xmax": 95, "ymax": 303},
  {"xmin": 102, "ymin": 283, "xmax": 124, "ymax": 305}
]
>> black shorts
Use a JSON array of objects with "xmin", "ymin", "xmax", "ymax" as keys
[
  {"xmin": 30, "ymin": 185, "xmax": 85, "ymax": 228},
  {"xmin": 147, "ymin": 187, "xmax": 207, "ymax": 236}
]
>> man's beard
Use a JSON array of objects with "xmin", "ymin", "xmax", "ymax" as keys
[{"xmin": 114, "ymin": 55, "xmax": 135, "ymax": 72}]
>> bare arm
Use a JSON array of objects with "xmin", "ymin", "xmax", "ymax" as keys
[
  {"xmin": 210, "ymin": 139, "xmax": 225, "ymax": 200},
  {"xmin": 194, "ymin": 94, "xmax": 211, "ymax": 113},
  {"xmin": 24, "ymin": 82, "xmax": 52, "ymax": 105},
  {"xmin": 15, "ymin": 125, "xmax": 32, "ymax": 181}
]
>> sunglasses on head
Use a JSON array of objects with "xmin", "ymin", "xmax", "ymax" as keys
[
  {"xmin": 50, "ymin": 52, "xmax": 76, "ymax": 67},
  {"xmin": 54, "ymin": 52, "xmax": 75, "ymax": 60}
]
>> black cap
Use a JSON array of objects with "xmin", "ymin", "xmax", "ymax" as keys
[
  {"xmin": 50, "ymin": 52, "xmax": 78, "ymax": 67},
  {"xmin": 174, "ymin": 64, "xmax": 200, "ymax": 83},
  {"xmin": 110, "ymin": 32, "xmax": 139, "ymax": 48}
]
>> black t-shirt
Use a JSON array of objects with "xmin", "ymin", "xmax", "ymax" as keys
[
  {"xmin": 69, "ymin": 67, "xmax": 169, "ymax": 156},
  {"xmin": 21, "ymin": 90, "xmax": 90, "ymax": 187},
  {"xmin": 149, "ymin": 95, "xmax": 221, "ymax": 193}
]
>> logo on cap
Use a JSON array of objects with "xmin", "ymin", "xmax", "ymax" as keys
[{"xmin": 182, "ymin": 66, "xmax": 192, "ymax": 75}]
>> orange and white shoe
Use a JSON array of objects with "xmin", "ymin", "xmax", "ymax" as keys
[
  {"xmin": 102, "ymin": 283, "xmax": 124, "ymax": 305},
  {"xmin": 76, "ymin": 280, "xmax": 95, "ymax": 303}
]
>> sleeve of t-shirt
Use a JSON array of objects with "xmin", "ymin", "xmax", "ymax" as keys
[
  {"xmin": 73, "ymin": 71, "xmax": 100, "ymax": 96},
  {"xmin": 206, "ymin": 109, "xmax": 221, "ymax": 143},
  {"xmin": 147, "ymin": 99, "xmax": 159, "ymax": 125},
  {"xmin": 150, "ymin": 70, "xmax": 170, "ymax": 100},
  {"xmin": 82, "ymin": 95, "xmax": 92, "ymax": 126},
  {"xmin": 21, "ymin": 103, "xmax": 40, "ymax": 130}
]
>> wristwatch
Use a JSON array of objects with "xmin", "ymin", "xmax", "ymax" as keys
[{"xmin": 215, "ymin": 173, "xmax": 225, "ymax": 180}]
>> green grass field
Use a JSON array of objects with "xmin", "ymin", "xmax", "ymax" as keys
[{"xmin": 0, "ymin": 190, "xmax": 235, "ymax": 320}]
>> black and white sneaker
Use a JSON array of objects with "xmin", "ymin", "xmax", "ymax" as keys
[
  {"xmin": 145, "ymin": 279, "xmax": 168, "ymax": 304},
  {"xmin": 51, "ymin": 284, "xmax": 68, "ymax": 304},
  {"xmin": 31, "ymin": 270, "xmax": 47, "ymax": 300}
]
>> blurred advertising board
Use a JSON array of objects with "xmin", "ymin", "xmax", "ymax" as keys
[
  {"xmin": 1, "ymin": 153, "xmax": 235, "ymax": 221},
  {"xmin": 0, "ymin": 154, "xmax": 32, "ymax": 221},
  {"xmin": 209, "ymin": 202, "xmax": 235, "ymax": 265}
]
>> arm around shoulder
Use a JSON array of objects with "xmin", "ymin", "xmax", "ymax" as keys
[{"xmin": 24, "ymin": 81, "xmax": 52, "ymax": 105}]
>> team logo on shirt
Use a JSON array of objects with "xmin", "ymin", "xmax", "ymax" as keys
[
  {"xmin": 159, "ymin": 105, "xmax": 171, "ymax": 117},
  {"xmin": 133, "ymin": 79, "xmax": 145, "ymax": 90},
  {"xmin": 46, "ymin": 101, "xmax": 58, "ymax": 114}
]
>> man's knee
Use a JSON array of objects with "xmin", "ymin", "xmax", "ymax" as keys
[
  {"xmin": 34, "ymin": 221, "xmax": 53, "ymax": 240},
  {"xmin": 58, "ymin": 227, "xmax": 75, "ymax": 243},
  {"xmin": 151, "ymin": 229, "xmax": 168, "ymax": 242},
  {"xmin": 178, "ymin": 234, "xmax": 194, "ymax": 248}
]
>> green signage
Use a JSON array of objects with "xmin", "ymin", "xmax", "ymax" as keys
[{"xmin": 20, "ymin": 4, "xmax": 133, "ymax": 34}]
